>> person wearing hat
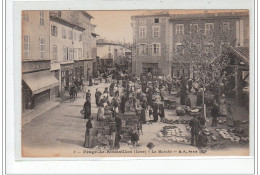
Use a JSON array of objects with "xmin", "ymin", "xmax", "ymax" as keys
[
  {"xmin": 219, "ymin": 94, "xmax": 227, "ymax": 116},
  {"xmin": 109, "ymin": 124, "xmax": 117, "ymax": 149},
  {"xmin": 83, "ymin": 99, "xmax": 91, "ymax": 119},
  {"xmin": 86, "ymin": 90, "xmax": 91, "ymax": 102},
  {"xmin": 95, "ymin": 88, "xmax": 102, "ymax": 107},
  {"xmin": 211, "ymin": 100, "xmax": 219, "ymax": 127},
  {"xmin": 196, "ymin": 88, "xmax": 203, "ymax": 106},
  {"xmin": 189, "ymin": 115, "xmax": 200, "ymax": 146}
]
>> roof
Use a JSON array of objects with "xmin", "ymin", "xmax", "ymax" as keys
[
  {"xmin": 23, "ymin": 70, "xmax": 59, "ymax": 95},
  {"xmin": 91, "ymin": 32, "xmax": 99, "ymax": 37},
  {"xmin": 169, "ymin": 12, "xmax": 248, "ymax": 21},
  {"xmin": 50, "ymin": 16, "xmax": 85, "ymax": 31},
  {"xmin": 81, "ymin": 11, "xmax": 94, "ymax": 19},
  {"xmin": 229, "ymin": 46, "xmax": 249, "ymax": 65}
]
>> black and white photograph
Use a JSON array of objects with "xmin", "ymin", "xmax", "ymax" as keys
[{"xmin": 21, "ymin": 9, "xmax": 250, "ymax": 157}]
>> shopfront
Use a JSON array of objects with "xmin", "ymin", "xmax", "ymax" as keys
[
  {"xmin": 60, "ymin": 63, "xmax": 74, "ymax": 92},
  {"xmin": 22, "ymin": 70, "xmax": 59, "ymax": 110},
  {"xmin": 142, "ymin": 63, "xmax": 159, "ymax": 75},
  {"xmin": 74, "ymin": 60, "xmax": 84, "ymax": 80}
]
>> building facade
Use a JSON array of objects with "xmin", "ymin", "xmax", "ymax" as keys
[
  {"xmin": 22, "ymin": 11, "xmax": 59, "ymax": 111},
  {"xmin": 49, "ymin": 14, "xmax": 85, "ymax": 92},
  {"xmin": 131, "ymin": 13, "xmax": 171, "ymax": 76},
  {"xmin": 131, "ymin": 12, "xmax": 249, "ymax": 77},
  {"xmin": 97, "ymin": 39, "xmax": 133, "ymax": 69},
  {"xmin": 50, "ymin": 11, "xmax": 97, "ymax": 83},
  {"xmin": 169, "ymin": 12, "xmax": 249, "ymax": 79}
]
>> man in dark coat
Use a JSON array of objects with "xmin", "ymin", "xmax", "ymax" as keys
[
  {"xmin": 167, "ymin": 82, "xmax": 172, "ymax": 95},
  {"xmin": 120, "ymin": 94, "xmax": 126, "ymax": 114},
  {"xmin": 159, "ymin": 104, "xmax": 165, "ymax": 122},
  {"xmin": 86, "ymin": 90, "xmax": 91, "ymax": 102},
  {"xmin": 89, "ymin": 75, "xmax": 93, "ymax": 86},
  {"xmin": 189, "ymin": 115, "xmax": 200, "ymax": 146},
  {"xmin": 95, "ymin": 89, "xmax": 102, "ymax": 107},
  {"xmin": 153, "ymin": 103, "xmax": 159, "ymax": 122},
  {"xmin": 83, "ymin": 99, "xmax": 91, "ymax": 119},
  {"xmin": 115, "ymin": 115, "xmax": 122, "ymax": 134},
  {"xmin": 211, "ymin": 101, "xmax": 219, "ymax": 126}
]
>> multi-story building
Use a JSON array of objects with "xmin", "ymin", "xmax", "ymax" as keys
[
  {"xmin": 131, "ymin": 11, "xmax": 249, "ymax": 78},
  {"xmin": 22, "ymin": 11, "xmax": 59, "ymax": 111},
  {"xmin": 49, "ymin": 13, "xmax": 85, "ymax": 92},
  {"xmin": 169, "ymin": 12, "xmax": 249, "ymax": 78},
  {"xmin": 131, "ymin": 13, "xmax": 171, "ymax": 76},
  {"xmin": 50, "ymin": 11, "xmax": 97, "ymax": 85},
  {"xmin": 97, "ymin": 39, "xmax": 132, "ymax": 68}
]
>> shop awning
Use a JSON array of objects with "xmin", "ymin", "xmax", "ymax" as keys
[{"xmin": 22, "ymin": 70, "xmax": 59, "ymax": 95}]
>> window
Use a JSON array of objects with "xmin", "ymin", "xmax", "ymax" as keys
[
  {"xmin": 152, "ymin": 43, "xmax": 160, "ymax": 55},
  {"xmin": 63, "ymin": 46, "xmax": 68, "ymax": 61},
  {"xmin": 108, "ymin": 53, "xmax": 112, "ymax": 59},
  {"xmin": 40, "ymin": 37, "xmax": 45, "ymax": 58},
  {"xmin": 79, "ymin": 34, "xmax": 82, "ymax": 41},
  {"xmin": 222, "ymin": 22, "xmax": 230, "ymax": 33},
  {"xmin": 73, "ymin": 33, "xmax": 77, "ymax": 41},
  {"xmin": 205, "ymin": 43, "xmax": 214, "ymax": 55},
  {"xmin": 68, "ymin": 31, "xmax": 73, "ymax": 40},
  {"xmin": 23, "ymin": 35, "xmax": 30, "ymax": 59},
  {"xmin": 139, "ymin": 26, "xmax": 146, "ymax": 38},
  {"xmin": 190, "ymin": 24, "xmax": 199, "ymax": 35},
  {"xmin": 153, "ymin": 26, "xmax": 160, "ymax": 37},
  {"xmin": 51, "ymin": 25, "xmax": 58, "ymax": 36},
  {"xmin": 154, "ymin": 18, "xmax": 159, "ymax": 23},
  {"xmin": 62, "ymin": 28, "xmax": 67, "ymax": 39},
  {"xmin": 69, "ymin": 48, "xmax": 74, "ymax": 60},
  {"xmin": 78, "ymin": 48, "xmax": 82, "ymax": 59},
  {"xmin": 23, "ymin": 11, "xmax": 29, "ymax": 21},
  {"xmin": 176, "ymin": 43, "xmax": 184, "ymax": 55},
  {"xmin": 74, "ymin": 48, "xmax": 78, "ymax": 59},
  {"xmin": 176, "ymin": 24, "xmax": 184, "ymax": 35},
  {"xmin": 139, "ymin": 18, "xmax": 146, "ymax": 25},
  {"xmin": 205, "ymin": 23, "xmax": 214, "ymax": 35},
  {"xmin": 108, "ymin": 46, "xmax": 111, "ymax": 51},
  {"xmin": 138, "ymin": 43, "xmax": 147, "ymax": 55},
  {"xmin": 40, "ymin": 11, "xmax": 44, "ymax": 26},
  {"xmin": 53, "ymin": 45, "xmax": 57, "ymax": 61}
]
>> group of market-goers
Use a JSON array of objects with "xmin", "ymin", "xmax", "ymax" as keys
[{"xmin": 81, "ymin": 70, "xmax": 232, "ymax": 149}]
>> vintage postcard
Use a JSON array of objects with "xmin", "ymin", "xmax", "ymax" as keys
[{"xmin": 21, "ymin": 9, "xmax": 250, "ymax": 157}]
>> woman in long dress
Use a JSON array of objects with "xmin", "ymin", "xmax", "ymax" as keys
[
  {"xmin": 219, "ymin": 94, "xmax": 228, "ymax": 116},
  {"xmin": 84, "ymin": 119, "xmax": 93, "ymax": 148}
]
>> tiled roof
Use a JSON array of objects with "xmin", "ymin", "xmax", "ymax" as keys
[{"xmin": 230, "ymin": 46, "xmax": 249, "ymax": 65}]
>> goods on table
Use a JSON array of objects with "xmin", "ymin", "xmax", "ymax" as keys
[
  {"xmin": 176, "ymin": 107, "xmax": 186, "ymax": 116},
  {"xmin": 216, "ymin": 128, "xmax": 241, "ymax": 143},
  {"xmin": 158, "ymin": 126, "xmax": 190, "ymax": 143},
  {"xmin": 217, "ymin": 119, "xmax": 226, "ymax": 124},
  {"xmin": 186, "ymin": 106, "xmax": 201, "ymax": 116},
  {"xmin": 162, "ymin": 118, "xmax": 189, "ymax": 124}
]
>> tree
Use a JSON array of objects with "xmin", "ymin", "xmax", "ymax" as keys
[{"xmin": 174, "ymin": 18, "xmax": 235, "ymax": 117}]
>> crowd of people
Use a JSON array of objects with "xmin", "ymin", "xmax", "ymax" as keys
[{"xmin": 79, "ymin": 70, "xmax": 232, "ymax": 149}]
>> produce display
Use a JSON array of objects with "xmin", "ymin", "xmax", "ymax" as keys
[
  {"xmin": 162, "ymin": 118, "xmax": 190, "ymax": 124},
  {"xmin": 215, "ymin": 128, "xmax": 248, "ymax": 143},
  {"xmin": 157, "ymin": 126, "xmax": 190, "ymax": 143},
  {"xmin": 176, "ymin": 107, "xmax": 186, "ymax": 116}
]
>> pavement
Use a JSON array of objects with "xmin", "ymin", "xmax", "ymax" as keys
[{"xmin": 22, "ymin": 82, "xmax": 249, "ymax": 157}]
